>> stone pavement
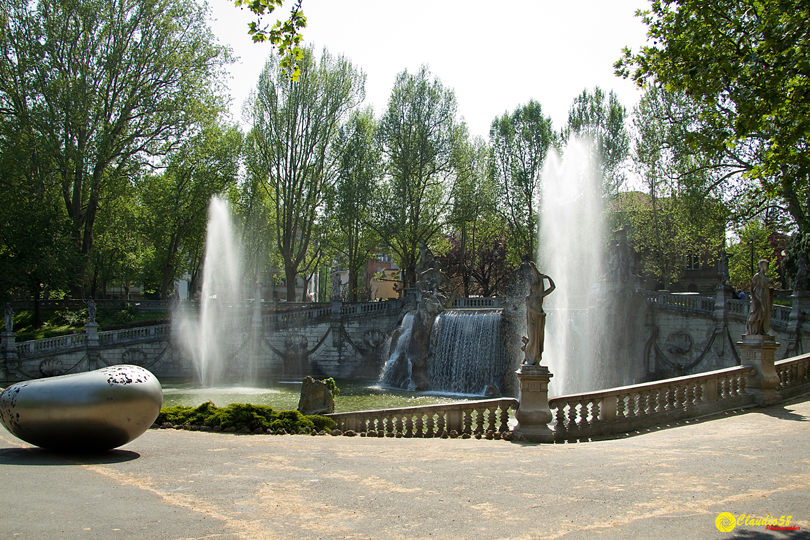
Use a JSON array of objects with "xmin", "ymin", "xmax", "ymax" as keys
[{"xmin": 1, "ymin": 395, "xmax": 809, "ymax": 540}]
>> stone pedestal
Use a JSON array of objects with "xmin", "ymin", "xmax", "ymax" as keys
[
  {"xmin": 514, "ymin": 364, "xmax": 554, "ymax": 443},
  {"xmin": 738, "ymin": 334, "xmax": 782, "ymax": 406},
  {"xmin": 1, "ymin": 331, "xmax": 15, "ymax": 379},
  {"xmin": 85, "ymin": 322, "xmax": 100, "ymax": 371}
]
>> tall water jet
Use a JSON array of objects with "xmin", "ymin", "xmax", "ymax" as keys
[
  {"xmin": 539, "ymin": 137, "xmax": 605, "ymax": 396},
  {"xmin": 179, "ymin": 196, "xmax": 244, "ymax": 386}
]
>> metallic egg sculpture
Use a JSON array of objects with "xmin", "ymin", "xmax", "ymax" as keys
[{"xmin": 0, "ymin": 365, "xmax": 162, "ymax": 452}]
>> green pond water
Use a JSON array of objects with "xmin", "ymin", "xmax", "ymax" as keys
[{"xmin": 161, "ymin": 381, "xmax": 485, "ymax": 413}]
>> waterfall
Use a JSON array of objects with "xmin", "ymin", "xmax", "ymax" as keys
[{"xmin": 427, "ymin": 310, "xmax": 512, "ymax": 395}]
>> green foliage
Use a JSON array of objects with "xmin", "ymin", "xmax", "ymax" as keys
[
  {"xmin": 53, "ymin": 307, "xmax": 88, "ymax": 327},
  {"xmin": 245, "ymin": 47, "xmax": 365, "ymax": 302},
  {"xmin": 371, "ymin": 65, "xmax": 459, "ymax": 288},
  {"xmin": 490, "ymin": 100, "xmax": 556, "ymax": 261},
  {"xmin": 156, "ymin": 401, "xmax": 331, "ymax": 432},
  {"xmin": 727, "ymin": 221, "xmax": 782, "ymax": 290},
  {"xmin": 563, "ymin": 87, "xmax": 630, "ymax": 197},
  {"xmin": 617, "ymin": 0, "xmax": 810, "ymax": 234},
  {"xmin": 233, "ymin": 0, "xmax": 307, "ymax": 80},
  {"xmin": 321, "ymin": 377, "xmax": 340, "ymax": 397}
]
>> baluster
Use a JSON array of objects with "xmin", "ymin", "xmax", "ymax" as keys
[
  {"xmin": 487, "ymin": 406, "xmax": 497, "ymax": 433},
  {"xmin": 414, "ymin": 413, "xmax": 424, "ymax": 437},
  {"xmin": 625, "ymin": 394, "xmax": 636, "ymax": 418},
  {"xmin": 567, "ymin": 401, "xmax": 578, "ymax": 432},
  {"xmin": 684, "ymin": 384, "xmax": 694, "ymax": 409},
  {"xmin": 666, "ymin": 386, "xmax": 676, "ymax": 411},
  {"xmin": 385, "ymin": 415, "xmax": 394, "ymax": 435},
  {"xmin": 464, "ymin": 409, "xmax": 474, "ymax": 434},
  {"xmin": 655, "ymin": 388, "xmax": 666, "ymax": 413},
  {"xmin": 553, "ymin": 402, "xmax": 567, "ymax": 435},
  {"xmin": 499, "ymin": 404, "xmax": 511, "ymax": 433},
  {"xmin": 737, "ymin": 374, "xmax": 746, "ymax": 394},
  {"xmin": 404, "ymin": 414, "xmax": 414, "ymax": 437},
  {"xmin": 425, "ymin": 414, "xmax": 435, "ymax": 437},
  {"xmin": 730, "ymin": 376, "xmax": 739, "ymax": 397},
  {"xmin": 616, "ymin": 394, "xmax": 626, "ymax": 419},
  {"xmin": 693, "ymin": 383, "xmax": 703, "ymax": 405},
  {"xmin": 589, "ymin": 400, "xmax": 600, "ymax": 427},
  {"xmin": 436, "ymin": 412, "xmax": 446, "ymax": 435},
  {"xmin": 673, "ymin": 386, "xmax": 684, "ymax": 410}
]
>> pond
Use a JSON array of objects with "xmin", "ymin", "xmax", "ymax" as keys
[{"xmin": 161, "ymin": 380, "xmax": 487, "ymax": 413}]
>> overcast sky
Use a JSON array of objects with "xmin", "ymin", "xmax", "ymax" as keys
[{"xmin": 207, "ymin": 0, "xmax": 651, "ymax": 140}]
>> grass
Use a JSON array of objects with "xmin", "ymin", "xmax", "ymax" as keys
[{"xmin": 11, "ymin": 307, "xmax": 169, "ymax": 342}]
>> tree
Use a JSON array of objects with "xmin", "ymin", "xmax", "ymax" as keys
[
  {"xmin": 372, "ymin": 65, "xmax": 459, "ymax": 289},
  {"xmin": 245, "ymin": 47, "xmax": 365, "ymax": 302},
  {"xmin": 563, "ymin": 87, "xmax": 630, "ymax": 196},
  {"xmin": 231, "ymin": 0, "xmax": 306, "ymax": 80},
  {"xmin": 616, "ymin": 0, "xmax": 810, "ymax": 233},
  {"xmin": 446, "ymin": 130, "xmax": 507, "ymax": 297},
  {"xmin": 140, "ymin": 120, "xmax": 242, "ymax": 300},
  {"xmin": 727, "ymin": 220, "xmax": 783, "ymax": 290},
  {"xmin": 0, "ymin": 0, "xmax": 231, "ymax": 297},
  {"xmin": 323, "ymin": 107, "xmax": 380, "ymax": 302},
  {"xmin": 625, "ymin": 86, "xmax": 727, "ymax": 289},
  {"xmin": 490, "ymin": 100, "xmax": 556, "ymax": 261}
]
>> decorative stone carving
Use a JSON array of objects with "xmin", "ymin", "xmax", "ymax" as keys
[
  {"xmin": 122, "ymin": 348, "xmax": 148, "ymax": 367},
  {"xmin": 0, "ymin": 365, "xmax": 162, "ymax": 452},
  {"xmin": 521, "ymin": 262, "xmax": 555, "ymax": 366},
  {"xmin": 362, "ymin": 329, "xmax": 387, "ymax": 349},
  {"xmin": 747, "ymin": 259, "xmax": 774, "ymax": 336},
  {"xmin": 665, "ymin": 332, "xmax": 693, "ymax": 355},
  {"xmin": 39, "ymin": 358, "xmax": 66, "ymax": 377},
  {"xmin": 4, "ymin": 303, "xmax": 13, "ymax": 332},
  {"xmin": 285, "ymin": 334, "xmax": 309, "ymax": 354},
  {"xmin": 297, "ymin": 376, "xmax": 335, "ymax": 415}
]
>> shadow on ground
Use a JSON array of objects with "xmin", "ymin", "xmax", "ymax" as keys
[{"xmin": 0, "ymin": 446, "xmax": 139, "ymax": 466}]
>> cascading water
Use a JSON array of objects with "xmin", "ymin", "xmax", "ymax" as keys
[
  {"xmin": 380, "ymin": 312, "xmax": 417, "ymax": 390},
  {"xmin": 428, "ymin": 310, "xmax": 512, "ymax": 395},
  {"xmin": 178, "ymin": 196, "xmax": 244, "ymax": 386},
  {"xmin": 539, "ymin": 137, "xmax": 605, "ymax": 397}
]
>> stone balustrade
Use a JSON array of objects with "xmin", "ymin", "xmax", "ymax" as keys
[
  {"xmin": 15, "ymin": 333, "xmax": 87, "ymax": 356},
  {"xmin": 326, "ymin": 398, "xmax": 518, "ymax": 437},
  {"xmin": 98, "ymin": 324, "xmax": 170, "ymax": 346},
  {"xmin": 774, "ymin": 353, "xmax": 810, "ymax": 399},
  {"xmin": 340, "ymin": 301, "xmax": 399, "ymax": 318},
  {"xmin": 451, "ymin": 297, "xmax": 504, "ymax": 308},
  {"xmin": 548, "ymin": 365, "xmax": 758, "ymax": 441}
]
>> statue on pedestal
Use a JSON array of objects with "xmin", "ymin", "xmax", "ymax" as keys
[
  {"xmin": 4, "ymin": 303, "xmax": 13, "ymax": 332},
  {"xmin": 746, "ymin": 259, "xmax": 774, "ymax": 335},
  {"xmin": 522, "ymin": 262, "xmax": 556, "ymax": 365}
]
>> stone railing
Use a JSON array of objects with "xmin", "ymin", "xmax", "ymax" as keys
[
  {"xmin": 548, "ymin": 365, "xmax": 757, "ymax": 441},
  {"xmin": 640, "ymin": 290, "xmax": 715, "ymax": 315},
  {"xmin": 327, "ymin": 398, "xmax": 518, "ymax": 437},
  {"xmin": 341, "ymin": 301, "xmax": 400, "ymax": 318},
  {"xmin": 98, "ymin": 324, "xmax": 171, "ymax": 346},
  {"xmin": 15, "ymin": 333, "xmax": 87, "ymax": 357},
  {"xmin": 771, "ymin": 304, "xmax": 791, "ymax": 328},
  {"xmin": 452, "ymin": 297, "xmax": 504, "ymax": 309},
  {"xmin": 775, "ymin": 353, "xmax": 810, "ymax": 399}
]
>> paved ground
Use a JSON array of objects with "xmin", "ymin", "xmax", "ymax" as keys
[{"xmin": 1, "ymin": 395, "xmax": 809, "ymax": 540}]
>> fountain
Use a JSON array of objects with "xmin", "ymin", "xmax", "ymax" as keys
[
  {"xmin": 539, "ymin": 137, "xmax": 606, "ymax": 396},
  {"xmin": 177, "ymin": 196, "xmax": 246, "ymax": 386}
]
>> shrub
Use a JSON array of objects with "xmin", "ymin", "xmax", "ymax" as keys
[
  {"xmin": 155, "ymin": 402, "xmax": 332, "ymax": 434},
  {"xmin": 322, "ymin": 377, "xmax": 340, "ymax": 397}
]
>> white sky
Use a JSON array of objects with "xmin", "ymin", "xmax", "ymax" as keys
[{"xmin": 206, "ymin": 0, "xmax": 652, "ymax": 140}]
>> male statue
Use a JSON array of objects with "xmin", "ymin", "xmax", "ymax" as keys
[
  {"xmin": 746, "ymin": 259, "xmax": 773, "ymax": 335},
  {"xmin": 522, "ymin": 262, "xmax": 556, "ymax": 365}
]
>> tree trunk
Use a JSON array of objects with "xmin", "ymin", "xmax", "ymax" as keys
[{"xmin": 285, "ymin": 265, "xmax": 297, "ymax": 302}]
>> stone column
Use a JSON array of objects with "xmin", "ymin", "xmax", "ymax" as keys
[
  {"xmin": 738, "ymin": 334, "xmax": 782, "ymax": 406},
  {"xmin": 1, "ymin": 331, "xmax": 16, "ymax": 380},
  {"xmin": 85, "ymin": 322, "xmax": 100, "ymax": 371},
  {"xmin": 514, "ymin": 364, "xmax": 554, "ymax": 443},
  {"xmin": 331, "ymin": 299, "xmax": 343, "ymax": 348},
  {"xmin": 786, "ymin": 290, "xmax": 810, "ymax": 357}
]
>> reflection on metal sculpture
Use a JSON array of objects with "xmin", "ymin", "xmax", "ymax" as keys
[{"xmin": 0, "ymin": 365, "xmax": 162, "ymax": 452}]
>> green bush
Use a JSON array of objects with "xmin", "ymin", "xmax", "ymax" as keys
[
  {"xmin": 53, "ymin": 307, "xmax": 87, "ymax": 326},
  {"xmin": 322, "ymin": 377, "xmax": 340, "ymax": 397},
  {"xmin": 155, "ymin": 402, "xmax": 331, "ymax": 433}
]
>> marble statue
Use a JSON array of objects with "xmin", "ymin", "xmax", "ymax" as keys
[
  {"xmin": 86, "ymin": 298, "xmax": 96, "ymax": 323},
  {"xmin": 4, "ymin": 303, "xmax": 13, "ymax": 332},
  {"xmin": 795, "ymin": 254, "xmax": 808, "ymax": 291},
  {"xmin": 522, "ymin": 262, "xmax": 556, "ymax": 365},
  {"xmin": 747, "ymin": 259, "xmax": 774, "ymax": 335}
]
